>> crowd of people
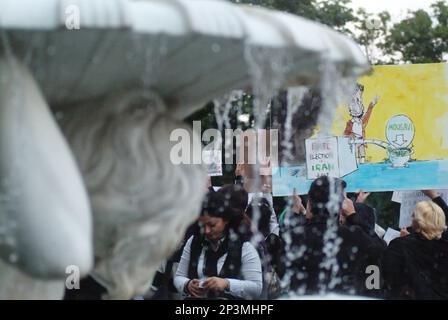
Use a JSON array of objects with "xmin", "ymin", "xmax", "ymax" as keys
[
  {"xmin": 148, "ymin": 174, "xmax": 448, "ymax": 300},
  {"xmin": 63, "ymin": 169, "xmax": 448, "ymax": 300}
]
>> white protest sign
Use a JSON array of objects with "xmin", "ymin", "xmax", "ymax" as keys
[
  {"xmin": 375, "ymin": 224, "xmax": 386, "ymax": 239},
  {"xmin": 391, "ymin": 191, "xmax": 403, "ymax": 203},
  {"xmin": 399, "ymin": 190, "xmax": 448, "ymax": 228},
  {"xmin": 202, "ymin": 150, "xmax": 222, "ymax": 176},
  {"xmin": 383, "ymin": 228, "xmax": 401, "ymax": 245},
  {"xmin": 305, "ymin": 136, "xmax": 357, "ymax": 179}
]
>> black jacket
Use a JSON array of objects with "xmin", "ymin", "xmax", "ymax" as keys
[
  {"xmin": 382, "ymin": 196, "xmax": 448, "ymax": 299},
  {"xmin": 283, "ymin": 213, "xmax": 385, "ymax": 296}
]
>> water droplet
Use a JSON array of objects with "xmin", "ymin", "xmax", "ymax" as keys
[
  {"xmin": 54, "ymin": 111, "xmax": 64, "ymax": 121},
  {"xmin": 9, "ymin": 253, "xmax": 18, "ymax": 263},
  {"xmin": 159, "ymin": 46, "xmax": 168, "ymax": 55},
  {"xmin": 47, "ymin": 45, "xmax": 56, "ymax": 56},
  {"xmin": 211, "ymin": 43, "xmax": 221, "ymax": 53},
  {"xmin": 126, "ymin": 51, "xmax": 134, "ymax": 60}
]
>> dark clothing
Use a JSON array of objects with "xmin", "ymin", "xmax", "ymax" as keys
[
  {"xmin": 382, "ymin": 232, "xmax": 448, "ymax": 299},
  {"xmin": 433, "ymin": 196, "xmax": 448, "ymax": 218},
  {"xmin": 188, "ymin": 235, "xmax": 243, "ymax": 280},
  {"xmin": 283, "ymin": 213, "xmax": 385, "ymax": 296},
  {"xmin": 264, "ymin": 233, "xmax": 283, "ymax": 274},
  {"xmin": 353, "ymin": 203, "xmax": 376, "ymax": 236},
  {"xmin": 352, "ymin": 203, "xmax": 387, "ymax": 256},
  {"xmin": 150, "ymin": 222, "xmax": 200, "ymax": 299},
  {"xmin": 382, "ymin": 196, "xmax": 448, "ymax": 299},
  {"xmin": 64, "ymin": 275, "xmax": 107, "ymax": 300},
  {"xmin": 235, "ymin": 176, "xmax": 244, "ymax": 185},
  {"xmin": 278, "ymin": 211, "xmax": 307, "ymax": 280},
  {"xmin": 150, "ymin": 260, "xmax": 179, "ymax": 299},
  {"xmin": 257, "ymin": 234, "xmax": 283, "ymax": 299},
  {"xmin": 280, "ymin": 210, "xmax": 307, "ymax": 235}
]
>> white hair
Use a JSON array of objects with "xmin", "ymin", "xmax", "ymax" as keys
[{"xmin": 60, "ymin": 89, "xmax": 206, "ymax": 299}]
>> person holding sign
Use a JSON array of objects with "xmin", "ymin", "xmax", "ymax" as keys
[
  {"xmin": 282, "ymin": 176, "xmax": 385, "ymax": 296},
  {"xmin": 382, "ymin": 190, "xmax": 448, "ymax": 299}
]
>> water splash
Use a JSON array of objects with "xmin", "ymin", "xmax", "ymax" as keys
[
  {"xmin": 0, "ymin": 175, "xmax": 21, "ymax": 265},
  {"xmin": 0, "ymin": 31, "xmax": 30, "ymax": 267},
  {"xmin": 138, "ymin": 35, "xmax": 168, "ymax": 90},
  {"xmin": 317, "ymin": 57, "xmax": 357, "ymax": 137},
  {"xmin": 243, "ymin": 45, "xmax": 295, "ymax": 298},
  {"xmin": 213, "ymin": 90, "xmax": 244, "ymax": 134},
  {"xmin": 277, "ymin": 56, "xmax": 358, "ymax": 297},
  {"xmin": 315, "ymin": 57, "xmax": 357, "ymax": 294},
  {"xmin": 281, "ymin": 87, "xmax": 308, "ymax": 165}
]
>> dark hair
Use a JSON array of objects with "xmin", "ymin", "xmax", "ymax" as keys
[
  {"xmin": 354, "ymin": 202, "xmax": 376, "ymax": 235},
  {"xmin": 201, "ymin": 191, "xmax": 242, "ymax": 230},
  {"xmin": 217, "ymin": 184, "xmax": 248, "ymax": 215},
  {"xmin": 308, "ymin": 176, "xmax": 345, "ymax": 217}
]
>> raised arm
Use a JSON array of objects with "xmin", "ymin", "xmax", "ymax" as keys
[{"xmin": 362, "ymin": 95, "xmax": 379, "ymax": 127}]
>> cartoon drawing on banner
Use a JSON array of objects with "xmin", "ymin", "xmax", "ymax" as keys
[
  {"xmin": 273, "ymin": 63, "xmax": 448, "ymax": 195},
  {"xmin": 344, "ymin": 83, "xmax": 379, "ymax": 164}
]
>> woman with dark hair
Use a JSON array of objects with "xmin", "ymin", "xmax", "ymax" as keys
[
  {"xmin": 217, "ymin": 184, "xmax": 248, "ymax": 216},
  {"xmin": 174, "ymin": 191, "xmax": 263, "ymax": 299}
]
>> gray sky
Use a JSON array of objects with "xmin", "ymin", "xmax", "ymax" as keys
[{"xmin": 349, "ymin": 0, "xmax": 435, "ymax": 22}]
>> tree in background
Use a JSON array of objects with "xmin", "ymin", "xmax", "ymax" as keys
[
  {"xmin": 354, "ymin": 8, "xmax": 391, "ymax": 65},
  {"xmin": 381, "ymin": 1, "xmax": 448, "ymax": 63},
  {"xmin": 233, "ymin": 0, "xmax": 357, "ymax": 34}
]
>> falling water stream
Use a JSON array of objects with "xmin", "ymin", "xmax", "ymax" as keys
[
  {"xmin": 241, "ymin": 47, "xmax": 358, "ymax": 297},
  {"xmin": 316, "ymin": 56, "xmax": 358, "ymax": 295},
  {"xmin": 0, "ymin": 30, "xmax": 30, "ymax": 266}
]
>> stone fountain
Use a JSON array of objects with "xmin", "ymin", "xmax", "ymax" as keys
[{"xmin": 0, "ymin": 0, "xmax": 369, "ymax": 299}]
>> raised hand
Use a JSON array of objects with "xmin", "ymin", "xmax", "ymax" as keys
[
  {"xmin": 371, "ymin": 95, "xmax": 380, "ymax": 106},
  {"xmin": 400, "ymin": 228, "xmax": 410, "ymax": 237},
  {"xmin": 342, "ymin": 194, "xmax": 356, "ymax": 217},
  {"xmin": 292, "ymin": 188, "xmax": 305, "ymax": 214},
  {"xmin": 421, "ymin": 190, "xmax": 439, "ymax": 200},
  {"xmin": 356, "ymin": 190, "xmax": 371, "ymax": 203},
  {"xmin": 235, "ymin": 163, "xmax": 243, "ymax": 177}
]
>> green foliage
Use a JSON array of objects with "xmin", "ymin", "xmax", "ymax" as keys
[
  {"xmin": 364, "ymin": 192, "xmax": 401, "ymax": 229},
  {"xmin": 184, "ymin": 93, "xmax": 257, "ymax": 186},
  {"xmin": 354, "ymin": 8, "xmax": 391, "ymax": 64},
  {"xmin": 231, "ymin": 0, "xmax": 448, "ymax": 64},
  {"xmin": 381, "ymin": 1, "xmax": 448, "ymax": 64},
  {"xmin": 231, "ymin": 0, "xmax": 356, "ymax": 33},
  {"xmin": 313, "ymin": 0, "xmax": 356, "ymax": 34}
]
